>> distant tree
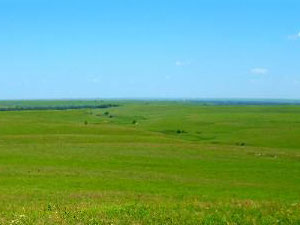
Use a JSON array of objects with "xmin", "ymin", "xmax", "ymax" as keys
[{"xmin": 176, "ymin": 129, "xmax": 187, "ymax": 134}]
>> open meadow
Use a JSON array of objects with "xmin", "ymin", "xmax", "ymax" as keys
[{"xmin": 0, "ymin": 100, "xmax": 299, "ymax": 224}]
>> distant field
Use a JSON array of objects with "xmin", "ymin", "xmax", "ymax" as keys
[{"xmin": 0, "ymin": 100, "xmax": 299, "ymax": 224}]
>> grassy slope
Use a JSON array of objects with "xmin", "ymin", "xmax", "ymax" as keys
[{"xmin": 0, "ymin": 101, "xmax": 299, "ymax": 224}]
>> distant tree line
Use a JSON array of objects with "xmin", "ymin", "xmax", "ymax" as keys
[{"xmin": 0, "ymin": 104, "xmax": 119, "ymax": 111}]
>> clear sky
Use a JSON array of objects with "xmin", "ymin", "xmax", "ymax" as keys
[{"xmin": 1, "ymin": 0, "xmax": 300, "ymax": 99}]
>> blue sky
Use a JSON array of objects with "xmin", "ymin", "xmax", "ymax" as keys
[{"xmin": 0, "ymin": 0, "xmax": 300, "ymax": 99}]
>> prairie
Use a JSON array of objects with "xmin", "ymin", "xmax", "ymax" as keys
[{"xmin": 0, "ymin": 100, "xmax": 299, "ymax": 224}]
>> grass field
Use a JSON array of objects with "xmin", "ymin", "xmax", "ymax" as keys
[{"xmin": 0, "ymin": 100, "xmax": 299, "ymax": 224}]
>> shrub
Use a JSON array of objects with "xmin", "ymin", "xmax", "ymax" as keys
[{"xmin": 176, "ymin": 129, "xmax": 187, "ymax": 134}]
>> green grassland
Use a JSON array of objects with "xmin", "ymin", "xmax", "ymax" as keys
[{"xmin": 0, "ymin": 101, "xmax": 299, "ymax": 224}]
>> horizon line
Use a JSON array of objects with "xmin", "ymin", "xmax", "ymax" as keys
[{"xmin": 1, "ymin": 97, "xmax": 300, "ymax": 102}]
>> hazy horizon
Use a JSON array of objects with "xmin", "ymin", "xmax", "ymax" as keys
[{"xmin": 0, "ymin": 97, "xmax": 300, "ymax": 102}]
